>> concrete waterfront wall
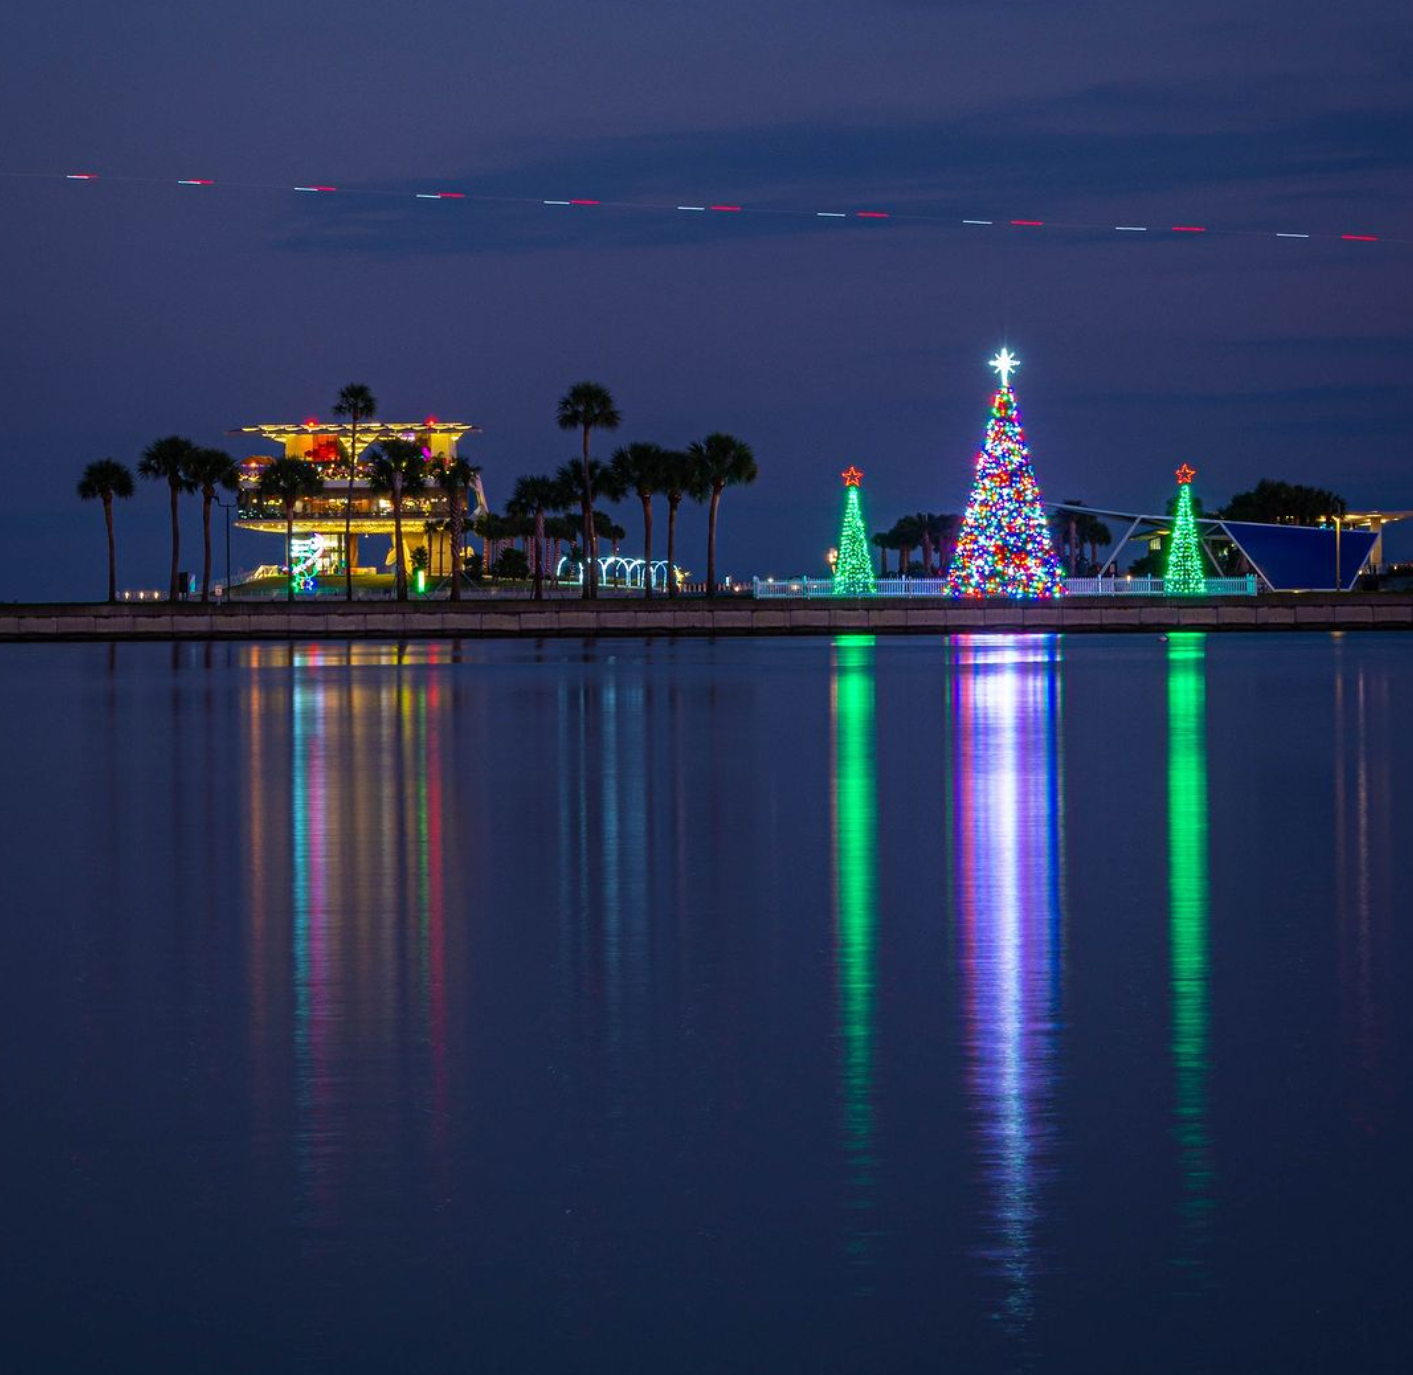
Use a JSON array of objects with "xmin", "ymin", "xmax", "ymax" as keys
[{"xmin": 3, "ymin": 594, "xmax": 1413, "ymax": 641}]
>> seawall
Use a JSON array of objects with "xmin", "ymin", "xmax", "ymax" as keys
[{"xmin": 3, "ymin": 594, "xmax": 1413, "ymax": 641}]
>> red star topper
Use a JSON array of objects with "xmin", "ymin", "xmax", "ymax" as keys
[
  {"xmin": 1175, "ymin": 463, "xmax": 1197, "ymax": 485},
  {"xmin": 842, "ymin": 466, "xmax": 863, "ymax": 487}
]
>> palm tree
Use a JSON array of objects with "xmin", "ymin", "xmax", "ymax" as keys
[
  {"xmin": 546, "ymin": 513, "xmax": 579, "ymax": 582},
  {"xmin": 929, "ymin": 513, "xmax": 959, "ymax": 575},
  {"xmin": 556, "ymin": 381, "xmax": 622, "ymax": 599},
  {"xmin": 912, "ymin": 512, "xmax": 936, "ymax": 575},
  {"xmin": 611, "ymin": 442, "xmax": 668, "ymax": 598},
  {"xmin": 183, "ymin": 447, "xmax": 240, "ymax": 602},
  {"xmin": 332, "ymin": 383, "xmax": 378, "ymax": 601},
  {"xmin": 137, "ymin": 435, "xmax": 198, "ymax": 600},
  {"xmin": 474, "ymin": 510, "xmax": 515, "ymax": 573},
  {"xmin": 660, "ymin": 449, "xmax": 692, "ymax": 597},
  {"xmin": 367, "ymin": 438, "xmax": 428, "ymax": 602},
  {"xmin": 595, "ymin": 513, "xmax": 627, "ymax": 557},
  {"xmin": 430, "ymin": 457, "xmax": 479, "ymax": 601},
  {"xmin": 76, "ymin": 459, "xmax": 135, "ymax": 603},
  {"xmin": 686, "ymin": 434, "xmax": 758, "ymax": 597},
  {"xmin": 872, "ymin": 528, "xmax": 894, "ymax": 576},
  {"xmin": 256, "ymin": 458, "xmax": 324, "ymax": 602},
  {"xmin": 1083, "ymin": 513, "xmax": 1113, "ymax": 574},
  {"xmin": 555, "ymin": 458, "xmax": 626, "ymax": 592},
  {"xmin": 509, "ymin": 474, "xmax": 567, "ymax": 601},
  {"xmin": 892, "ymin": 514, "xmax": 926, "ymax": 574}
]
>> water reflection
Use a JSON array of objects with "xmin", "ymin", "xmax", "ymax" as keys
[
  {"xmin": 1333, "ymin": 643, "xmax": 1392, "ymax": 1135},
  {"xmin": 830, "ymin": 635, "xmax": 879, "ymax": 1276},
  {"xmin": 1167, "ymin": 634, "xmax": 1213, "ymax": 1279},
  {"xmin": 243, "ymin": 643, "xmax": 454, "ymax": 1236},
  {"xmin": 555, "ymin": 659, "xmax": 654, "ymax": 1087},
  {"xmin": 950, "ymin": 634, "xmax": 1064, "ymax": 1334}
]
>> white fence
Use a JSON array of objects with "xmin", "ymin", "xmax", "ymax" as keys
[{"xmin": 753, "ymin": 574, "xmax": 1258, "ymax": 599}]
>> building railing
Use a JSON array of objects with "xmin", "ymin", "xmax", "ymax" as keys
[
  {"xmin": 753, "ymin": 574, "xmax": 1259, "ymax": 598},
  {"xmin": 1065, "ymin": 575, "xmax": 1257, "ymax": 596}
]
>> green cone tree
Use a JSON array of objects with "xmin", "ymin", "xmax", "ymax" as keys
[
  {"xmin": 833, "ymin": 467, "xmax": 876, "ymax": 596},
  {"xmin": 1165, "ymin": 464, "xmax": 1207, "ymax": 595}
]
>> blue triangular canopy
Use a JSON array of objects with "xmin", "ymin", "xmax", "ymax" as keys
[{"xmin": 1220, "ymin": 521, "xmax": 1375, "ymax": 591}]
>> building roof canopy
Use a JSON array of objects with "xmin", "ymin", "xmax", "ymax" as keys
[{"xmin": 231, "ymin": 420, "xmax": 480, "ymax": 442}]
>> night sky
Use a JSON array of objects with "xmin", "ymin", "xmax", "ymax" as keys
[{"xmin": 5, "ymin": 0, "xmax": 1410, "ymax": 600}]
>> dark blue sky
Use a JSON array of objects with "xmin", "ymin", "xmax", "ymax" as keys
[{"xmin": 4, "ymin": 0, "xmax": 1410, "ymax": 598}]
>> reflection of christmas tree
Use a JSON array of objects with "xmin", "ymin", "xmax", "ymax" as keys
[
  {"xmin": 1165, "ymin": 465, "xmax": 1207, "ymax": 595},
  {"xmin": 834, "ymin": 467, "xmax": 877, "ymax": 596},
  {"xmin": 946, "ymin": 350, "xmax": 1065, "ymax": 599}
]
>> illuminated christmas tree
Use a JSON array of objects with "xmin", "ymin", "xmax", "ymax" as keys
[
  {"xmin": 833, "ymin": 466, "xmax": 877, "ymax": 596},
  {"xmin": 945, "ymin": 349, "xmax": 1065, "ymax": 598},
  {"xmin": 1165, "ymin": 464, "xmax": 1207, "ymax": 595}
]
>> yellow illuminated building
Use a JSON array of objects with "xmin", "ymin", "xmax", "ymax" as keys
[{"xmin": 232, "ymin": 417, "xmax": 487, "ymax": 574}]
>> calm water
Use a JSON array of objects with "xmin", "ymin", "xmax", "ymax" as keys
[{"xmin": 2, "ymin": 633, "xmax": 1409, "ymax": 1372}]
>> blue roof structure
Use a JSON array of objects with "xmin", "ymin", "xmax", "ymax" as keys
[
  {"xmin": 1219, "ymin": 521, "xmax": 1376, "ymax": 591},
  {"xmin": 1049, "ymin": 501, "xmax": 1381, "ymax": 591}
]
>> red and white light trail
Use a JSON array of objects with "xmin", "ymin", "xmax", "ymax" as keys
[{"xmin": 13, "ymin": 168, "xmax": 1402, "ymax": 249}]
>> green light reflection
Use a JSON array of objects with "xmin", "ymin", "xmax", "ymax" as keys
[
  {"xmin": 831, "ymin": 634, "xmax": 879, "ymax": 1273},
  {"xmin": 1168, "ymin": 632, "xmax": 1213, "ymax": 1270}
]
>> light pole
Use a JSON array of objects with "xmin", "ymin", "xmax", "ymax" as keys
[{"xmin": 212, "ymin": 495, "xmax": 233, "ymax": 604}]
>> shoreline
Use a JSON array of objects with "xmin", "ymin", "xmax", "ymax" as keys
[{"xmin": 3, "ymin": 593, "xmax": 1413, "ymax": 640}]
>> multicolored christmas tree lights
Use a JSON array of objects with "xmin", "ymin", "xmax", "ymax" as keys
[
  {"xmin": 1165, "ymin": 464, "xmax": 1207, "ymax": 595},
  {"xmin": 833, "ymin": 466, "xmax": 877, "ymax": 596},
  {"xmin": 945, "ymin": 350, "xmax": 1065, "ymax": 598}
]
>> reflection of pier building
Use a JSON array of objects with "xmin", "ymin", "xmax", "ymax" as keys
[{"xmin": 232, "ymin": 418, "xmax": 486, "ymax": 575}]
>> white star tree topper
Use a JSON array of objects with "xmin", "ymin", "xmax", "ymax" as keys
[{"xmin": 989, "ymin": 348, "xmax": 1020, "ymax": 388}]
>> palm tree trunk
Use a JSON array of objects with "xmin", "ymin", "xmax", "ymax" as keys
[
  {"xmin": 641, "ymin": 494, "xmax": 653, "ymax": 598},
  {"xmin": 581, "ymin": 425, "xmax": 595, "ymax": 600},
  {"xmin": 706, "ymin": 485, "xmax": 722, "ymax": 597},
  {"xmin": 104, "ymin": 496, "xmax": 117, "ymax": 604},
  {"xmin": 579, "ymin": 496, "xmax": 593, "ymax": 598},
  {"xmin": 285, "ymin": 507, "xmax": 295, "ymax": 603},
  {"xmin": 534, "ymin": 507, "xmax": 546, "ymax": 601},
  {"xmin": 393, "ymin": 482, "xmax": 407, "ymax": 601},
  {"xmin": 201, "ymin": 490, "xmax": 213, "ymax": 602},
  {"xmin": 667, "ymin": 497, "xmax": 680, "ymax": 598},
  {"xmin": 449, "ymin": 496, "xmax": 463, "ymax": 602},
  {"xmin": 344, "ymin": 418, "xmax": 358, "ymax": 601},
  {"xmin": 168, "ymin": 480, "xmax": 181, "ymax": 601}
]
